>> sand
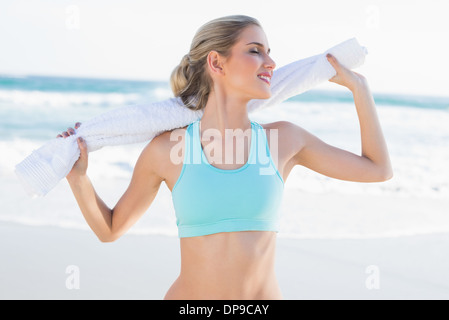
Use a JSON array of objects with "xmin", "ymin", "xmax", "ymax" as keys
[{"xmin": 1, "ymin": 221, "xmax": 448, "ymax": 300}]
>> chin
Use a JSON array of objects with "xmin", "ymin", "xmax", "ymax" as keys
[
  {"xmin": 257, "ymin": 89, "xmax": 272, "ymax": 100},
  {"xmin": 242, "ymin": 83, "xmax": 272, "ymax": 100}
]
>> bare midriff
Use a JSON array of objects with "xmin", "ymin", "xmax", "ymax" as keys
[{"xmin": 163, "ymin": 231, "xmax": 282, "ymax": 300}]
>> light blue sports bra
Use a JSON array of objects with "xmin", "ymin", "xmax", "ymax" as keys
[{"xmin": 171, "ymin": 119, "xmax": 284, "ymax": 238}]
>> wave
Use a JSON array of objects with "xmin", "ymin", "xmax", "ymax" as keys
[
  {"xmin": 0, "ymin": 89, "xmax": 144, "ymax": 108},
  {"xmin": 290, "ymin": 89, "xmax": 449, "ymax": 111},
  {"xmin": 2, "ymin": 76, "xmax": 449, "ymax": 240},
  {"xmin": 1, "ymin": 215, "xmax": 448, "ymax": 240}
]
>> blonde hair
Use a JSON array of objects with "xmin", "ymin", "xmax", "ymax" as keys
[{"xmin": 170, "ymin": 15, "xmax": 262, "ymax": 111}]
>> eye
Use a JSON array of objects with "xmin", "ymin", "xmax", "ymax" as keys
[{"xmin": 250, "ymin": 50, "xmax": 260, "ymax": 55}]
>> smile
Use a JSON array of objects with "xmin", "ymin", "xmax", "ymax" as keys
[{"xmin": 257, "ymin": 75, "xmax": 271, "ymax": 85}]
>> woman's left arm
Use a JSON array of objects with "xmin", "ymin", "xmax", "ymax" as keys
[{"xmin": 290, "ymin": 54, "xmax": 393, "ymax": 182}]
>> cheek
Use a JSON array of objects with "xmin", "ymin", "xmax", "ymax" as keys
[{"xmin": 229, "ymin": 56, "xmax": 259, "ymax": 84}]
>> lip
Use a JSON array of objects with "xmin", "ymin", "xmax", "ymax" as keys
[{"xmin": 257, "ymin": 72, "xmax": 272, "ymax": 85}]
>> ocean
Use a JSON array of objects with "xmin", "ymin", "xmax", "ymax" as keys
[{"xmin": 1, "ymin": 75, "xmax": 448, "ymax": 239}]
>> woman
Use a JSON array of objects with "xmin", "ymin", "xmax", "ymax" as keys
[{"xmin": 58, "ymin": 15, "xmax": 393, "ymax": 299}]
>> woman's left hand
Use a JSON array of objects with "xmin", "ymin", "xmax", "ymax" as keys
[{"xmin": 326, "ymin": 53, "xmax": 367, "ymax": 92}]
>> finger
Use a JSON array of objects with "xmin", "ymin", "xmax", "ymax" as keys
[
  {"xmin": 56, "ymin": 134, "xmax": 63, "ymax": 138},
  {"xmin": 75, "ymin": 122, "xmax": 81, "ymax": 129},
  {"xmin": 67, "ymin": 127, "xmax": 75, "ymax": 135},
  {"xmin": 326, "ymin": 53, "xmax": 339, "ymax": 66},
  {"xmin": 62, "ymin": 131, "xmax": 69, "ymax": 138},
  {"xmin": 77, "ymin": 137, "xmax": 87, "ymax": 156},
  {"xmin": 328, "ymin": 75, "xmax": 337, "ymax": 82}
]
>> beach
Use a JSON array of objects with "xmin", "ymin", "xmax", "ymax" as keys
[
  {"xmin": 1, "ymin": 220, "xmax": 449, "ymax": 300},
  {"xmin": 1, "ymin": 76, "xmax": 449, "ymax": 300},
  {"xmin": 2, "ymin": 1, "xmax": 449, "ymax": 301},
  {"xmin": 2, "ymin": 170, "xmax": 449, "ymax": 300}
]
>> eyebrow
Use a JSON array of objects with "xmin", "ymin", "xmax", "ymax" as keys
[{"xmin": 246, "ymin": 42, "xmax": 271, "ymax": 54}]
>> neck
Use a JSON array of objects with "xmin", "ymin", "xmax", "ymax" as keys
[{"xmin": 200, "ymin": 87, "xmax": 251, "ymax": 136}]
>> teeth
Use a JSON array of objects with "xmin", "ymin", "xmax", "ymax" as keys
[{"xmin": 258, "ymin": 75, "xmax": 271, "ymax": 83}]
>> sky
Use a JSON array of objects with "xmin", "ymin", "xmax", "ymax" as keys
[{"xmin": 0, "ymin": 0, "xmax": 448, "ymax": 97}]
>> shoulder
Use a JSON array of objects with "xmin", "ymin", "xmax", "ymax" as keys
[
  {"xmin": 138, "ymin": 125, "xmax": 189, "ymax": 177},
  {"xmin": 257, "ymin": 120, "xmax": 299, "ymax": 131},
  {"xmin": 147, "ymin": 125, "xmax": 189, "ymax": 152},
  {"xmin": 257, "ymin": 120, "xmax": 308, "ymax": 161},
  {"xmin": 258, "ymin": 120, "xmax": 307, "ymax": 143}
]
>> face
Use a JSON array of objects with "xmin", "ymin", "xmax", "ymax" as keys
[{"xmin": 213, "ymin": 25, "xmax": 276, "ymax": 101}]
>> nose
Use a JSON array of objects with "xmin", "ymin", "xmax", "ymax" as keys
[{"xmin": 264, "ymin": 55, "xmax": 276, "ymax": 71}]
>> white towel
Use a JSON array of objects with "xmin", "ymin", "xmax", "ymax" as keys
[{"xmin": 15, "ymin": 38, "xmax": 367, "ymax": 198}]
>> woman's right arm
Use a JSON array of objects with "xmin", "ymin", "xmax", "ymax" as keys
[{"xmin": 61, "ymin": 124, "xmax": 164, "ymax": 242}]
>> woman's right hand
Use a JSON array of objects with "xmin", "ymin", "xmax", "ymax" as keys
[{"xmin": 57, "ymin": 122, "xmax": 88, "ymax": 179}]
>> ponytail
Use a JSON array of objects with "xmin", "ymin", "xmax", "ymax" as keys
[{"xmin": 170, "ymin": 15, "xmax": 261, "ymax": 111}]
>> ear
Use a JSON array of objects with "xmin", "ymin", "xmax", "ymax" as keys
[{"xmin": 207, "ymin": 50, "xmax": 225, "ymax": 76}]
